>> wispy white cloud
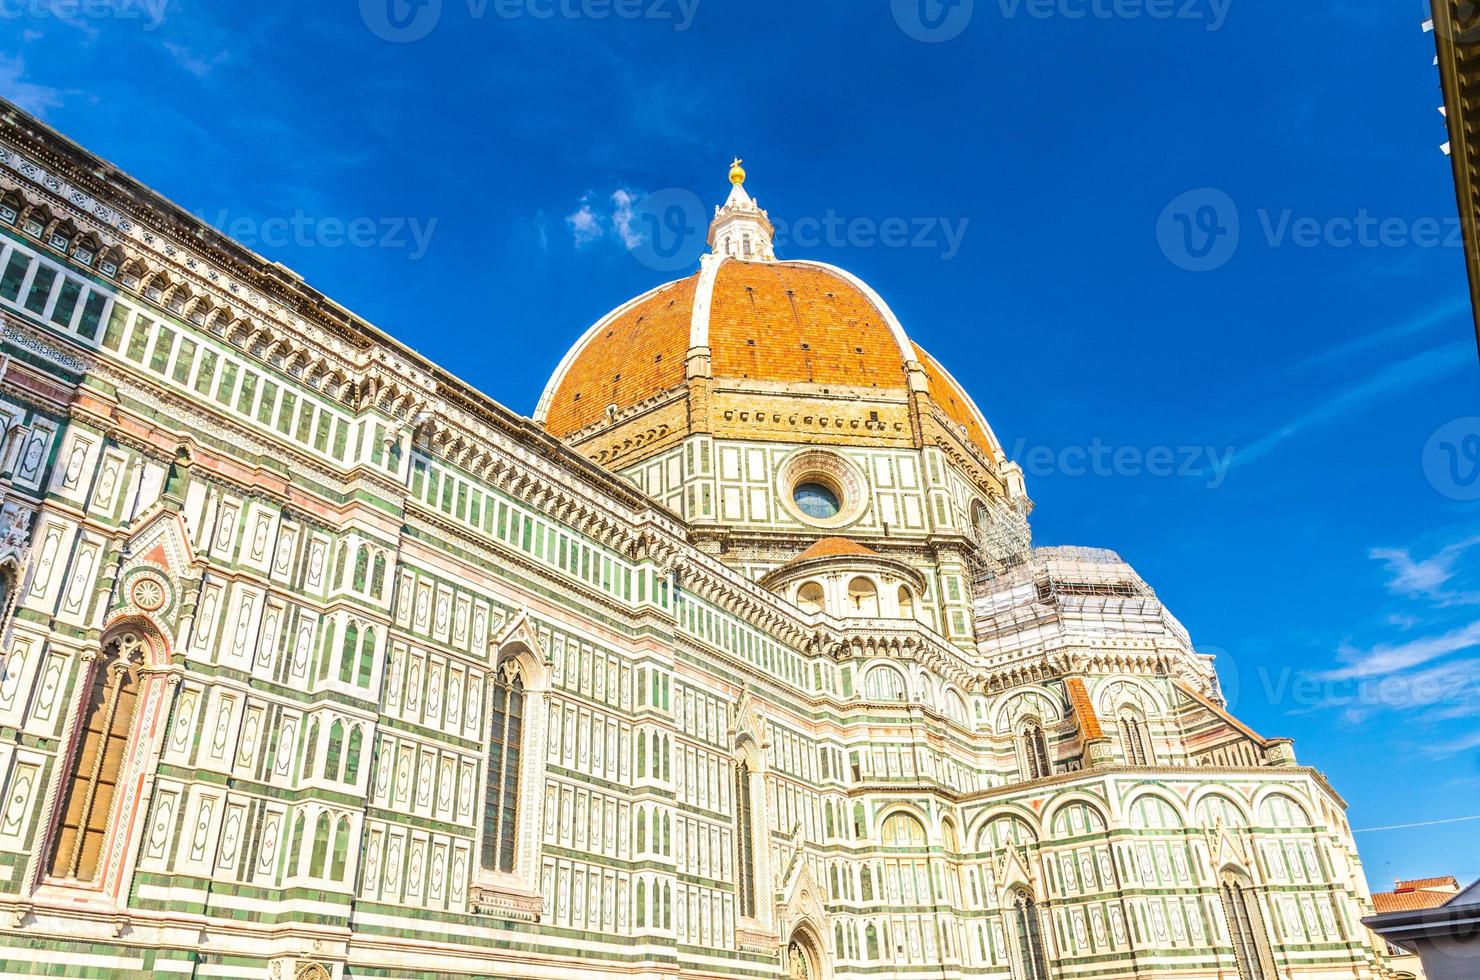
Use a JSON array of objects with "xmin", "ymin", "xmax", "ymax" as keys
[
  {"xmin": 1323, "ymin": 620, "xmax": 1480, "ymax": 680},
  {"xmin": 0, "ymin": 54, "xmax": 65, "ymax": 117},
  {"xmin": 566, "ymin": 198, "xmax": 603, "ymax": 248},
  {"xmin": 1236, "ymin": 341, "xmax": 1471, "ymax": 466},
  {"xmin": 164, "ymin": 41, "xmax": 229, "ymax": 78},
  {"xmin": 611, "ymin": 189, "xmax": 640, "ymax": 250},
  {"xmin": 1283, "ymin": 295, "xmax": 1469, "ymax": 376},
  {"xmin": 1372, "ymin": 537, "xmax": 1480, "ymax": 606},
  {"xmin": 1386, "ymin": 612, "xmax": 1420, "ymax": 630},
  {"xmin": 535, "ymin": 212, "xmax": 550, "ymax": 253},
  {"xmin": 1429, "ymin": 728, "xmax": 1480, "ymax": 756},
  {"xmin": 565, "ymin": 189, "xmax": 645, "ymax": 251}
]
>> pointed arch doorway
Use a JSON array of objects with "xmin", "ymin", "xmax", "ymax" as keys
[{"xmin": 786, "ymin": 925, "xmax": 827, "ymax": 980}]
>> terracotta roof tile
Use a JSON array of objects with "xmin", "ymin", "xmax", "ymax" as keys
[
  {"xmin": 1396, "ymin": 876, "xmax": 1461, "ymax": 891},
  {"xmin": 790, "ymin": 537, "xmax": 880, "ymax": 563},
  {"xmin": 1373, "ymin": 889, "xmax": 1457, "ymax": 913},
  {"xmin": 540, "ymin": 260, "xmax": 1003, "ymax": 466},
  {"xmin": 544, "ymin": 275, "xmax": 697, "ymax": 437},
  {"xmin": 1066, "ymin": 677, "xmax": 1105, "ymax": 740},
  {"xmin": 914, "ymin": 342, "xmax": 995, "ymax": 459},
  {"xmin": 709, "ymin": 261, "xmax": 909, "ymax": 388}
]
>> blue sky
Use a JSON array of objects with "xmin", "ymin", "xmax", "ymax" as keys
[{"xmin": 5, "ymin": 0, "xmax": 1479, "ymax": 887}]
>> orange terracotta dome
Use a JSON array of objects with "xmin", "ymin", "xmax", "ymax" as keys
[{"xmin": 534, "ymin": 169, "xmax": 1010, "ymax": 485}]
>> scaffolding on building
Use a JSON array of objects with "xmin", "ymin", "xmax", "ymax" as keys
[{"xmin": 970, "ymin": 545, "xmax": 1193, "ymax": 659}]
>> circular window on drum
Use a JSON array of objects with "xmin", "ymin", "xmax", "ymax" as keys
[
  {"xmin": 777, "ymin": 449, "xmax": 868, "ymax": 528},
  {"xmin": 793, "ymin": 482, "xmax": 840, "ymax": 520}
]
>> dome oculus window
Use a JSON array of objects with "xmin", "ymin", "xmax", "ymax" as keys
[
  {"xmin": 793, "ymin": 482, "xmax": 840, "ymax": 520},
  {"xmin": 777, "ymin": 449, "xmax": 868, "ymax": 527}
]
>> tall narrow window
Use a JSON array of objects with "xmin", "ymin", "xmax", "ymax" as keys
[
  {"xmin": 1020, "ymin": 722, "xmax": 1051, "ymax": 780},
  {"xmin": 331, "ymin": 816, "xmax": 351, "ymax": 880},
  {"xmin": 1120, "ymin": 712, "xmax": 1151, "ymax": 766},
  {"xmin": 345, "ymin": 726, "xmax": 363, "ymax": 783},
  {"xmin": 339, "ymin": 622, "xmax": 358, "ymax": 683},
  {"xmin": 735, "ymin": 761, "xmax": 757, "ymax": 917},
  {"xmin": 47, "ymin": 635, "xmax": 143, "ymax": 882},
  {"xmin": 357, "ymin": 628, "xmax": 376, "ymax": 688},
  {"xmin": 1010, "ymin": 890, "xmax": 1049, "ymax": 980},
  {"xmin": 310, "ymin": 812, "xmax": 331, "ymax": 877},
  {"xmin": 324, "ymin": 720, "xmax": 344, "ymax": 779},
  {"xmin": 1220, "ymin": 872, "xmax": 1271, "ymax": 980},
  {"xmin": 481, "ymin": 655, "xmax": 525, "ymax": 873},
  {"xmin": 288, "ymin": 812, "xmax": 305, "ymax": 875},
  {"xmin": 370, "ymin": 552, "xmax": 387, "ymax": 596}
]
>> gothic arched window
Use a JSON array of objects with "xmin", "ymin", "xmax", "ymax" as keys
[
  {"xmin": 324, "ymin": 720, "xmax": 344, "ymax": 778},
  {"xmin": 310, "ymin": 812, "xmax": 331, "ymax": 878},
  {"xmin": 318, "ymin": 621, "xmax": 336, "ymax": 681},
  {"xmin": 47, "ymin": 634, "xmax": 144, "ymax": 882},
  {"xmin": 1220, "ymin": 871, "xmax": 1272, "ymax": 980},
  {"xmin": 1020, "ymin": 721, "xmax": 1051, "ymax": 781},
  {"xmin": 1120, "ymin": 711, "xmax": 1151, "ymax": 766},
  {"xmin": 0, "ymin": 562, "xmax": 17, "ymax": 635},
  {"xmin": 345, "ymin": 726, "xmax": 364, "ymax": 783},
  {"xmin": 331, "ymin": 816, "xmax": 351, "ymax": 881},
  {"xmin": 1010, "ymin": 890, "xmax": 1049, "ymax": 980},
  {"xmin": 480, "ymin": 654, "xmax": 525, "ymax": 873},
  {"xmin": 370, "ymin": 552, "xmax": 387, "ymax": 596},
  {"xmin": 339, "ymin": 622, "xmax": 359, "ymax": 683},
  {"xmin": 734, "ymin": 760, "xmax": 757, "ymax": 917}
]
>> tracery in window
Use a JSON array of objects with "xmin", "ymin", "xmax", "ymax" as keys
[
  {"xmin": 1010, "ymin": 889, "xmax": 1049, "ymax": 980},
  {"xmin": 734, "ymin": 760, "xmax": 757, "ymax": 917},
  {"xmin": 880, "ymin": 812, "xmax": 927, "ymax": 846},
  {"xmin": 1119, "ymin": 710, "xmax": 1151, "ymax": 766},
  {"xmin": 480, "ymin": 654, "xmax": 525, "ymax": 873},
  {"xmin": 47, "ymin": 633, "xmax": 145, "ymax": 882},
  {"xmin": 1220, "ymin": 870, "xmax": 1272, "ymax": 980},
  {"xmin": 1019, "ymin": 721, "xmax": 1051, "ymax": 780}
]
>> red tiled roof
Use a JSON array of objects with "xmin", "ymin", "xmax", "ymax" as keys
[
  {"xmin": 1372, "ymin": 889, "xmax": 1456, "ymax": 914},
  {"xmin": 540, "ymin": 260, "xmax": 1000, "ymax": 460},
  {"xmin": 709, "ymin": 261, "xmax": 909, "ymax": 389},
  {"xmin": 544, "ymin": 276, "xmax": 696, "ymax": 436},
  {"xmin": 791, "ymin": 537, "xmax": 880, "ymax": 563},
  {"xmin": 914, "ymin": 342, "xmax": 995, "ymax": 458},
  {"xmin": 1396, "ymin": 876, "xmax": 1460, "ymax": 892},
  {"xmin": 1065, "ymin": 677, "xmax": 1104, "ymax": 740}
]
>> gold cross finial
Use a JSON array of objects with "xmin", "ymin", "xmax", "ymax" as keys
[{"xmin": 729, "ymin": 157, "xmax": 746, "ymax": 186}]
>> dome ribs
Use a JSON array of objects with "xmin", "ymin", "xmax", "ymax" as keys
[
  {"xmin": 709, "ymin": 261, "xmax": 908, "ymax": 389},
  {"xmin": 543, "ymin": 275, "xmax": 696, "ymax": 437},
  {"xmin": 539, "ymin": 257, "xmax": 1001, "ymax": 466}
]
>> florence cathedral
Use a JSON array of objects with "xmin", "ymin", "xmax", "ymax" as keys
[{"xmin": 0, "ymin": 101, "xmax": 1400, "ymax": 979}]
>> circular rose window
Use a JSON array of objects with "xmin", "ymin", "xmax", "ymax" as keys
[
  {"xmin": 131, "ymin": 576, "xmax": 167, "ymax": 612},
  {"xmin": 777, "ymin": 450, "xmax": 868, "ymax": 528}
]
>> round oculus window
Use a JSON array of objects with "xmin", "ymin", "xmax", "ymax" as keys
[{"xmin": 793, "ymin": 482, "xmax": 841, "ymax": 520}]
